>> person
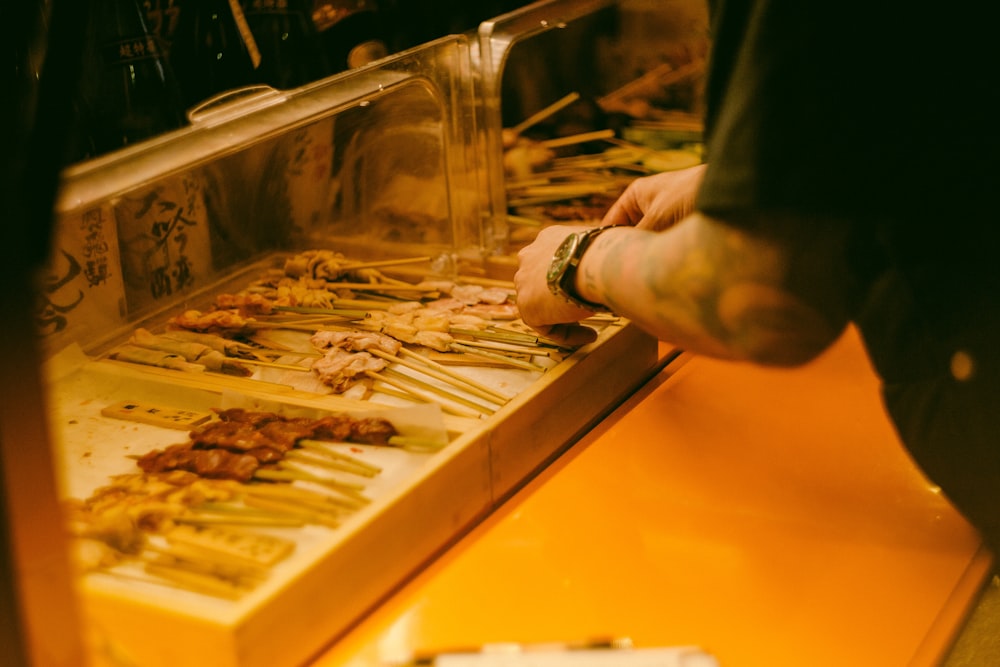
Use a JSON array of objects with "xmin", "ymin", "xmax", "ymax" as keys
[{"xmin": 514, "ymin": 1, "xmax": 1000, "ymax": 548}]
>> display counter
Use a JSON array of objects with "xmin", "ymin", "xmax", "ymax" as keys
[{"xmin": 310, "ymin": 326, "xmax": 993, "ymax": 666}]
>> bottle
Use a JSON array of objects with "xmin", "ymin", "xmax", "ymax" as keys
[
  {"xmin": 312, "ymin": 0, "xmax": 388, "ymax": 74},
  {"xmin": 9, "ymin": 0, "xmax": 50, "ymax": 136},
  {"xmin": 75, "ymin": 0, "xmax": 187, "ymax": 158},
  {"xmin": 240, "ymin": 0, "xmax": 329, "ymax": 89},
  {"xmin": 169, "ymin": 0, "xmax": 263, "ymax": 108}
]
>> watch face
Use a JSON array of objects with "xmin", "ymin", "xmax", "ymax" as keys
[{"xmin": 546, "ymin": 233, "xmax": 579, "ymax": 287}]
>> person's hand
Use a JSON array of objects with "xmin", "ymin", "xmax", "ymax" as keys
[
  {"xmin": 514, "ymin": 224, "xmax": 602, "ymax": 347},
  {"xmin": 602, "ymin": 164, "xmax": 705, "ymax": 231}
]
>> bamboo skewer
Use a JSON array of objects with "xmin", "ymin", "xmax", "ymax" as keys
[
  {"xmin": 597, "ymin": 59, "xmax": 706, "ymax": 109},
  {"xmin": 446, "ymin": 337, "xmax": 559, "ymax": 359},
  {"xmin": 369, "ymin": 348, "xmax": 509, "ymax": 406},
  {"xmin": 286, "ymin": 450, "xmax": 379, "ymax": 478},
  {"xmin": 236, "ymin": 358, "xmax": 313, "ymax": 372},
  {"xmin": 141, "ymin": 562, "xmax": 249, "ymax": 600},
  {"xmin": 173, "ymin": 512, "xmax": 305, "ymax": 528},
  {"xmin": 143, "ymin": 543, "xmax": 271, "ymax": 581},
  {"xmin": 239, "ymin": 479, "xmax": 360, "ymax": 509},
  {"xmin": 449, "ymin": 343, "xmax": 547, "ymax": 372},
  {"xmin": 450, "ymin": 327, "xmax": 554, "ymax": 348},
  {"xmin": 98, "ymin": 567, "xmax": 246, "ymax": 600},
  {"xmin": 538, "ymin": 129, "xmax": 616, "ymax": 149},
  {"xmin": 240, "ymin": 495, "xmax": 343, "ymax": 528},
  {"xmin": 377, "ymin": 368, "xmax": 496, "ymax": 415},
  {"xmin": 272, "ymin": 306, "xmax": 371, "ymax": 318},
  {"xmin": 398, "ymin": 348, "xmax": 512, "ymax": 403},
  {"xmin": 364, "ymin": 371, "xmax": 483, "ymax": 420},
  {"xmin": 295, "ymin": 441, "xmax": 383, "ymax": 475},
  {"xmin": 303, "ymin": 282, "xmax": 439, "ymax": 292},
  {"xmin": 336, "ymin": 256, "xmax": 432, "ymax": 271},
  {"xmin": 383, "ymin": 436, "xmax": 448, "ymax": 453},
  {"xmin": 508, "ymin": 91, "xmax": 581, "ymax": 138},
  {"xmin": 252, "ymin": 469, "xmax": 370, "ymax": 507}
]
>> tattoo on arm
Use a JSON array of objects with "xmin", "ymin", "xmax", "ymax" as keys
[{"xmin": 594, "ymin": 213, "xmax": 853, "ymax": 365}]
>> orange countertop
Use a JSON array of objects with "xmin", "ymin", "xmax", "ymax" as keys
[{"xmin": 311, "ymin": 326, "xmax": 993, "ymax": 666}]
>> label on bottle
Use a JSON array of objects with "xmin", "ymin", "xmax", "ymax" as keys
[
  {"xmin": 113, "ymin": 174, "xmax": 214, "ymax": 315},
  {"xmin": 37, "ymin": 202, "xmax": 128, "ymax": 356},
  {"xmin": 100, "ymin": 36, "xmax": 168, "ymax": 66}
]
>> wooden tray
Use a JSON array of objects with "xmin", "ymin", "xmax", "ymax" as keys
[{"xmin": 48, "ymin": 312, "xmax": 657, "ymax": 667}]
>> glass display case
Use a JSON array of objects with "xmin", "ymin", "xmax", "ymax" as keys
[{"xmin": 15, "ymin": 3, "xmax": 690, "ymax": 662}]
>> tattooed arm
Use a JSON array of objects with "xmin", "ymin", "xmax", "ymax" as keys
[{"xmin": 514, "ymin": 210, "xmax": 857, "ymax": 366}]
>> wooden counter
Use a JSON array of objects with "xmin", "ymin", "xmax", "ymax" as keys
[{"xmin": 310, "ymin": 325, "xmax": 993, "ymax": 666}]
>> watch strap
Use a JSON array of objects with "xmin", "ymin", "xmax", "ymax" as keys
[{"xmin": 556, "ymin": 225, "xmax": 615, "ymax": 312}]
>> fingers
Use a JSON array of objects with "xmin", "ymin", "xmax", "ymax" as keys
[
  {"xmin": 603, "ymin": 166, "xmax": 706, "ymax": 231},
  {"xmin": 531, "ymin": 323, "xmax": 599, "ymax": 347},
  {"xmin": 601, "ymin": 187, "xmax": 644, "ymax": 227}
]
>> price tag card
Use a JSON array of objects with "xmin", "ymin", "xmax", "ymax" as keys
[
  {"xmin": 166, "ymin": 524, "xmax": 295, "ymax": 567},
  {"xmin": 101, "ymin": 400, "xmax": 214, "ymax": 430}
]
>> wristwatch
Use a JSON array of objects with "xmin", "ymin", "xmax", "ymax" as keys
[{"xmin": 546, "ymin": 225, "xmax": 615, "ymax": 312}]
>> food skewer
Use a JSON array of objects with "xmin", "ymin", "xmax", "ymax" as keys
[
  {"xmin": 335, "ymin": 256, "xmax": 431, "ymax": 271},
  {"xmin": 449, "ymin": 343, "xmax": 547, "ymax": 372},
  {"xmin": 364, "ymin": 371, "xmax": 484, "ymax": 420},
  {"xmin": 538, "ymin": 128, "xmax": 617, "ymax": 149},
  {"xmin": 286, "ymin": 450, "xmax": 378, "ymax": 478},
  {"xmin": 296, "ymin": 440, "xmax": 384, "ymax": 474},
  {"xmin": 97, "ymin": 565, "xmax": 247, "ymax": 600},
  {"xmin": 172, "ymin": 511, "xmax": 305, "ymax": 528},
  {"xmin": 236, "ymin": 358, "xmax": 313, "ymax": 372},
  {"xmin": 504, "ymin": 91, "xmax": 581, "ymax": 144},
  {"xmin": 253, "ymin": 469, "xmax": 370, "ymax": 508},
  {"xmin": 597, "ymin": 59, "xmax": 706, "ymax": 111},
  {"xmin": 368, "ymin": 348, "xmax": 509, "ymax": 406},
  {"xmin": 445, "ymin": 337, "xmax": 561, "ymax": 360},
  {"xmin": 398, "ymin": 348, "xmax": 513, "ymax": 403},
  {"xmin": 375, "ymin": 368, "xmax": 496, "ymax": 416}
]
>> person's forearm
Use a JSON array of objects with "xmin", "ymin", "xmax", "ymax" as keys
[{"xmin": 575, "ymin": 213, "xmax": 848, "ymax": 366}]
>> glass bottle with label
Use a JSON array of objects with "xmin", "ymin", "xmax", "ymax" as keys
[
  {"xmin": 241, "ymin": 0, "xmax": 329, "ymax": 89},
  {"xmin": 75, "ymin": 0, "xmax": 187, "ymax": 158},
  {"xmin": 169, "ymin": 0, "xmax": 263, "ymax": 108}
]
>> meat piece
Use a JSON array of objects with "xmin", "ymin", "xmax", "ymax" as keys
[
  {"xmin": 423, "ymin": 298, "xmax": 466, "ymax": 312},
  {"xmin": 170, "ymin": 309, "xmax": 251, "ymax": 334},
  {"xmin": 477, "ymin": 287, "xmax": 515, "ymax": 305},
  {"xmin": 189, "ymin": 421, "xmax": 268, "ymax": 452},
  {"xmin": 308, "ymin": 415, "xmax": 356, "ymax": 441},
  {"xmin": 310, "ymin": 330, "xmax": 401, "ymax": 355},
  {"xmin": 386, "ymin": 301, "xmax": 424, "ymax": 315},
  {"xmin": 128, "ymin": 328, "xmax": 251, "ymax": 376},
  {"xmin": 214, "ymin": 408, "xmax": 285, "ymax": 427},
  {"xmin": 243, "ymin": 446, "xmax": 285, "ymax": 463},
  {"xmin": 451, "ymin": 284, "xmax": 485, "ymax": 305},
  {"xmin": 312, "ymin": 348, "xmax": 387, "ymax": 392},
  {"xmin": 136, "ymin": 443, "xmax": 260, "ymax": 483},
  {"xmin": 256, "ymin": 420, "xmax": 317, "ymax": 452},
  {"xmin": 412, "ymin": 311, "xmax": 451, "ymax": 333},
  {"xmin": 133, "ymin": 410, "xmax": 400, "ymax": 483},
  {"xmin": 349, "ymin": 417, "xmax": 397, "ymax": 444},
  {"xmin": 109, "ymin": 344, "xmax": 205, "ymax": 373},
  {"xmin": 412, "ymin": 330, "xmax": 455, "ymax": 352},
  {"xmin": 214, "ymin": 292, "xmax": 274, "ymax": 316},
  {"xmin": 464, "ymin": 302, "xmax": 520, "ymax": 320},
  {"xmin": 159, "ymin": 330, "xmax": 259, "ymax": 359}
]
